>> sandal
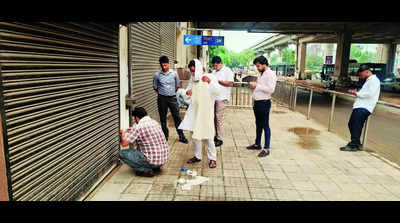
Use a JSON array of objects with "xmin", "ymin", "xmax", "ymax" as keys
[
  {"xmin": 209, "ymin": 160, "xmax": 217, "ymax": 168},
  {"xmin": 187, "ymin": 156, "xmax": 202, "ymax": 164}
]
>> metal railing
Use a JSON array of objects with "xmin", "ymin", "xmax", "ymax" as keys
[
  {"xmin": 273, "ymin": 80, "xmax": 400, "ymax": 148},
  {"xmin": 226, "ymin": 82, "xmax": 254, "ymax": 108}
]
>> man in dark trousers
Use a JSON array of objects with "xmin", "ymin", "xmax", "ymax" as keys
[
  {"xmin": 153, "ymin": 56, "xmax": 188, "ymax": 143},
  {"xmin": 340, "ymin": 64, "xmax": 380, "ymax": 151},
  {"xmin": 247, "ymin": 56, "xmax": 277, "ymax": 157}
]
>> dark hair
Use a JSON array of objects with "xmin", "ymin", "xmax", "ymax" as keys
[
  {"xmin": 132, "ymin": 107, "xmax": 147, "ymax": 119},
  {"xmin": 253, "ymin": 56, "xmax": 269, "ymax": 66},
  {"xmin": 357, "ymin": 64, "xmax": 370, "ymax": 73},
  {"xmin": 159, "ymin": 56, "xmax": 169, "ymax": 64},
  {"xmin": 211, "ymin": 56, "xmax": 222, "ymax": 64},
  {"xmin": 188, "ymin": 60, "xmax": 195, "ymax": 68}
]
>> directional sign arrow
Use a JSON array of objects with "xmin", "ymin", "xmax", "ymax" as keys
[{"xmin": 185, "ymin": 36, "xmax": 191, "ymax": 43}]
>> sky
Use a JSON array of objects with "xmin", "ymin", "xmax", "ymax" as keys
[{"xmin": 212, "ymin": 30, "xmax": 274, "ymax": 53}]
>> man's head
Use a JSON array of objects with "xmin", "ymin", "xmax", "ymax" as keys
[
  {"xmin": 159, "ymin": 56, "xmax": 170, "ymax": 72},
  {"xmin": 253, "ymin": 56, "xmax": 269, "ymax": 73},
  {"xmin": 357, "ymin": 64, "xmax": 373, "ymax": 79},
  {"xmin": 132, "ymin": 107, "xmax": 148, "ymax": 124},
  {"xmin": 212, "ymin": 56, "xmax": 223, "ymax": 71},
  {"xmin": 188, "ymin": 60, "xmax": 196, "ymax": 75}
]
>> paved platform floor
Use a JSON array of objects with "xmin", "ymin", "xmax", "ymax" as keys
[{"xmin": 87, "ymin": 101, "xmax": 400, "ymax": 201}]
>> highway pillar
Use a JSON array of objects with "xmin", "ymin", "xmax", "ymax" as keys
[
  {"xmin": 296, "ymin": 42, "xmax": 307, "ymax": 80},
  {"xmin": 387, "ymin": 43, "xmax": 397, "ymax": 76},
  {"xmin": 334, "ymin": 27, "xmax": 352, "ymax": 87}
]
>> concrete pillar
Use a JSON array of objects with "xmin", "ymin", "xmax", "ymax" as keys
[
  {"xmin": 0, "ymin": 114, "xmax": 10, "ymax": 201},
  {"xmin": 386, "ymin": 43, "xmax": 397, "ymax": 76},
  {"xmin": 119, "ymin": 25, "xmax": 130, "ymax": 132},
  {"xmin": 334, "ymin": 28, "xmax": 352, "ymax": 86},
  {"xmin": 296, "ymin": 42, "xmax": 307, "ymax": 79},
  {"xmin": 175, "ymin": 22, "xmax": 185, "ymax": 69}
]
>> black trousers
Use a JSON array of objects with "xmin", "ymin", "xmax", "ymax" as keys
[
  {"xmin": 347, "ymin": 108, "xmax": 371, "ymax": 148},
  {"xmin": 253, "ymin": 100, "xmax": 271, "ymax": 149},
  {"xmin": 157, "ymin": 94, "xmax": 184, "ymax": 140}
]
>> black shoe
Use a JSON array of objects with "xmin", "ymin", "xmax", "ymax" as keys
[
  {"xmin": 340, "ymin": 145, "xmax": 359, "ymax": 152},
  {"xmin": 153, "ymin": 167, "xmax": 162, "ymax": 174},
  {"xmin": 179, "ymin": 136, "xmax": 188, "ymax": 144},
  {"xmin": 187, "ymin": 156, "xmax": 202, "ymax": 164},
  {"xmin": 258, "ymin": 149, "xmax": 270, "ymax": 157},
  {"xmin": 246, "ymin": 144, "xmax": 262, "ymax": 150},
  {"xmin": 136, "ymin": 170, "xmax": 155, "ymax": 177},
  {"xmin": 215, "ymin": 139, "xmax": 223, "ymax": 147}
]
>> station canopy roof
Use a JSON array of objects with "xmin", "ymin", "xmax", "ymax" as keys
[{"xmin": 196, "ymin": 22, "xmax": 400, "ymax": 44}]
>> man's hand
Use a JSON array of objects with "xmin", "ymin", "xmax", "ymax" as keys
[
  {"xmin": 348, "ymin": 89, "xmax": 358, "ymax": 95},
  {"xmin": 202, "ymin": 76, "xmax": 211, "ymax": 83},
  {"xmin": 249, "ymin": 82, "xmax": 257, "ymax": 89},
  {"xmin": 218, "ymin": 80, "xmax": 234, "ymax": 87},
  {"xmin": 120, "ymin": 129, "xmax": 129, "ymax": 147},
  {"xmin": 186, "ymin": 89, "xmax": 192, "ymax": 96}
]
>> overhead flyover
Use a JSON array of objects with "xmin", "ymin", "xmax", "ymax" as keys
[{"xmin": 197, "ymin": 22, "xmax": 400, "ymax": 83}]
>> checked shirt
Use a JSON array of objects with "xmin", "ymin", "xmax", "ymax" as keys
[{"xmin": 124, "ymin": 116, "xmax": 169, "ymax": 165}]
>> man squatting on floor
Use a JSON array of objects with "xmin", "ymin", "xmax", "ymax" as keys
[{"xmin": 119, "ymin": 107, "xmax": 169, "ymax": 177}]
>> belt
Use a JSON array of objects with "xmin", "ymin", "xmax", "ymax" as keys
[
  {"xmin": 254, "ymin": 99, "xmax": 270, "ymax": 103},
  {"xmin": 158, "ymin": 94, "xmax": 176, "ymax": 98}
]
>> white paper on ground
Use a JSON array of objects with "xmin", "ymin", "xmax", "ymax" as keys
[{"xmin": 179, "ymin": 175, "xmax": 209, "ymax": 190}]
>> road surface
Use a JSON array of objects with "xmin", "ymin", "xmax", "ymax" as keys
[{"xmin": 295, "ymin": 88, "xmax": 400, "ymax": 167}]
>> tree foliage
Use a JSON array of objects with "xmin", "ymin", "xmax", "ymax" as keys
[
  {"xmin": 306, "ymin": 54, "xmax": 324, "ymax": 71},
  {"xmin": 269, "ymin": 53, "xmax": 279, "ymax": 65},
  {"xmin": 350, "ymin": 45, "xmax": 376, "ymax": 63},
  {"xmin": 282, "ymin": 48, "xmax": 295, "ymax": 65},
  {"xmin": 208, "ymin": 46, "xmax": 256, "ymax": 69}
]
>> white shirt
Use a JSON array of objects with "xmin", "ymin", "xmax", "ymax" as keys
[
  {"xmin": 212, "ymin": 65, "xmax": 234, "ymax": 101},
  {"xmin": 253, "ymin": 68, "xmax": 277, "ymax": 101},
  {"xmin": 353, "ymin": 75, "xmax": 381, "ymax": 113}
]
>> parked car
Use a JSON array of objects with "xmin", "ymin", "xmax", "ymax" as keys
[{"xmin": 380, "ymin": 77, "xmax": 400, "ymax": 92}]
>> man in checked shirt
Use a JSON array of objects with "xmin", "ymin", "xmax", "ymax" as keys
[{"xmin": 119, "ymin": 107, "xmax": 169, "ymax": 177}]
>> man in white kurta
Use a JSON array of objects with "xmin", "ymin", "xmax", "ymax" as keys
[{"xmin": 178, "ymin": 59, "xmax": 222, "ymax": 168}]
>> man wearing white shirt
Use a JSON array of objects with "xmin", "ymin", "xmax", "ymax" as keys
[
  {"xmin": 211, "ymin": 56, "xmax": 234, "ymax": 147},
  {"xmin": 340, "ymin": 64, "xmax": 381, "ymax": 151}
]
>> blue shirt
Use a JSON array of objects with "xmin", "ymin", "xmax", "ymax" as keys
[{"xmin": 153, "ymin": 69, "xmax": 180, "ymax": 96}]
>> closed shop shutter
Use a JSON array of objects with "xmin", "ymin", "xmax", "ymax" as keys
[
  {"xmin": 0, "ymin": 22, "xmax": 120, "ymax": 201},
  {"xmin": 128, "ymin": 22, "xmax": 161, "ymax": 121},
  {"xmin": 160, "ymin": 22, "xmax": 176, "ymax": 67}
]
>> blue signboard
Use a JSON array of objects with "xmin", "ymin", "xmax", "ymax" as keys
[
  {"xmin": 202, "ymin": 36, "xmax": 224, "ymax": 46},
  {"xmin": 184, "ymin": 35, "xmax": 202, "ymax": 45},
  {"xmin": 184, "ymin": 35, "xmax": 224, "ymax": 46}
]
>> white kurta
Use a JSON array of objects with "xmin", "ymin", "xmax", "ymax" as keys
[{"xmin": 178, "ymin": 60, "xmax": 222, "ymax": 140}]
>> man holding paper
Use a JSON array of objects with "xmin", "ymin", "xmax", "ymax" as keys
[{"xmin": 178, "ymin": 59, "xmax": 222, "ymax": 168}]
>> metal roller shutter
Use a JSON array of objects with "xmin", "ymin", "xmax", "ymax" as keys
[
  {"xmin": 128, "ymin": 22, "xmax": 161, "ymax": 121},
  {"xmin": 160, "ymin": 22, "xmax": 176, "ymax": 67},
  {"xmin": 0, "ymin": 22, "xmax": 120, "ymax": 201}
]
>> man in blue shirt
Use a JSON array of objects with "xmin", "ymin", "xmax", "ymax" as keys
[{"xmin": 153, "ymin": 56, "xmax": 188, "ymax": 143}]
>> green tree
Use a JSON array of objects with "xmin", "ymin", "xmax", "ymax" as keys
[
  {"xmin": 282, "ymin": 48, "xmax": 295, "ymax": 65},
  {"xmin": 209, "ymin": 46, "xmax": 256, "ymax": 69},
  {"xmin": 269, "ymin": 53, "xmax": 279, "ymax": 65},
  {"xmin": 306, "ymin": 54, "xmax": 324, "ymax": 71},
  {"xmin": 350, "ymin": 45, "xmax": 376, "ymax": 63},
  {"xmin": 209, "ymin": 46, "xmax": 231, "ymax": 68},
  {"xmin": 240, "ymin": 48, "xmax": 256, "ymax": 67}
]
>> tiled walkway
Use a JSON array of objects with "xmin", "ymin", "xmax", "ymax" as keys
[{"xmin": 87, "ymin": 101, "xmax": 400, "ymax": 201}]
